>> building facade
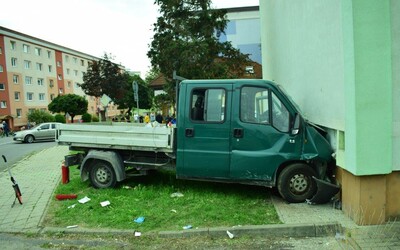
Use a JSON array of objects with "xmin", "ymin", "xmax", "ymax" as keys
[
  {"xmin": 260, "ymin": 0, "xmax": 399, "ymax": 224},
  {"xmin": 0, "ymin": 26, "xmax": 119, "ymax": 129}
]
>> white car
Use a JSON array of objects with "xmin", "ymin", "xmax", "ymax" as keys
[{"xmin": 13, "ymin": 122, "xmax": 61, "ymax": 143}]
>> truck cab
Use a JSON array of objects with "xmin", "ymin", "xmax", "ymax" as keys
[{"xmin": 176, "ymin": 79, "xmax": 337, "ymax": 203}]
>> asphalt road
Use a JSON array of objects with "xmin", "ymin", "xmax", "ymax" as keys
[{"xmin": 0, "ymin": 136, "xmax": 57, "ymax": 172}]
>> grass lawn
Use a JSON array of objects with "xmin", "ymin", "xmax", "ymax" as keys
[{"xmin": 43, "ymin": 166, "xmax": 281, "ymax": 232}]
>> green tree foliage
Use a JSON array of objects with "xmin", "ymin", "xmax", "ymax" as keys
[
  {"xmin": 81, "ymin": 113, "xmax": 92, "ymax": 123},
  {"xmin": 117, "ymin": 74, "xmax": 153, "ymax": 114},
  {"xmin": 48, "ymin": 94, "xmax": 88, "ymax": 123},
  {"xmin": 27, "ymin": 110, "xmax": 55, "ymax": 124},
  {"xmin": 54, "ymin": 114, "xmax": 66, "ymax": 123},
  {"xmin": 148, "ymin": 0, "xmax": 251, "ymax": 100}
]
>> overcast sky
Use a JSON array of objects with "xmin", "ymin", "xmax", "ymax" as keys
[{"xmin": 1, "ymin": 0, "xmax": 259, "ymax": 77}]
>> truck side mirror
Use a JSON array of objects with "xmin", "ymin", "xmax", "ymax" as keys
[{"xmin": 291, "ymin": 114, "xmax": 300, "ymax": 135}]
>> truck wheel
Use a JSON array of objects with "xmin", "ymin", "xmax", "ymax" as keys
[
  {"xmin": 89, "ymin": 161, "xmax": 117, "ymax": 188},
  {"xmin": 277, "ymin": 163, "xmax": 317, "ymax": 203}
]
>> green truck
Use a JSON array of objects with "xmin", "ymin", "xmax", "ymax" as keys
[{"xmin": 57, "ymin": 79, "xmax": 339, "ymax": 204}]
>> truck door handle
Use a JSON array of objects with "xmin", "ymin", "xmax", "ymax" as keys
[
  {"xmin": 185, "ymin": 128, "xmax": 194, "ymax": 137},
  {"xmin": 233, "ymin": 128, "xmax": 244, "ymax": 138}
]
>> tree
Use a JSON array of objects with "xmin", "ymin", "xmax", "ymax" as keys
[
  {"xmin": 27, "ymin": 110, "xmax": 55, "ymax": 124},
  {"xmin": 48, "ymin": 94, "xmax": 88, "ymax": 123},
  {"xmin": 148, "ymin": 0, "xmax": 251, "ymax": 105}
]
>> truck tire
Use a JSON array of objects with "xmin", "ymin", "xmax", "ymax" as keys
[
  {"xmin": 89, "ymin": 160, "xmax": 117, "ymax": 188},
  {"xmin": 277, "ymin": 163, "xmax": 317, "ymax": 203}
]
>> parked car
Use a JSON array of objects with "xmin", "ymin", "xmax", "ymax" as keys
[{"xmin": 13, "ymin": 122, "xmax": 61, "ymax": 143}]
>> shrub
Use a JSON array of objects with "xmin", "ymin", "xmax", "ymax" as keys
[
  {"xmin": 92, "ymin": 115, "xmax": 99, "ymax": 122},
  {"xmin": 81, "ymin": 113, "xmax": 92, "ymax": 123},
  {"xmin": 27, "ymin": 110, "xmax": 55, "ymax": 124},
  {"xmin": 54, "ymin": 114, "xmax": 66, "ymax": 123}
]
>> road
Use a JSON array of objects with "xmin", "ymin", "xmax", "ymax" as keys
[{"xmin": 0, "ymin": 136, "xmax": 57, "ymax": 171}]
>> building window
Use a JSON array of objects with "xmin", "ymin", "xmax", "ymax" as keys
[
  {"xmin": 25, "ymin": 76, "xmax": 32, "ymax": 85},
  {"xmin": 11, "ymin": 57, "xmax": 17, "ymax": 67},
  {"xmin": 66, "ymin": 68, "xmax": 70, "ymax": 75},
  {"xmin": 35, "ymin": 47, "xmax": 41, "ymax": 56},
  {"xmin": 10, "ymin": 41, "xmax": 16, "ymax": 50},
  {"xmin": 16, "ymin": 109, "xmax": 22, "ymax": 118},
  {"xmin": 58, "ymin": 74, "xmax": 62, "ymax": 80},
  {"xmin": 48, "ymin": 65, "xmax": 52, "ymax": 73},
  {"xmin": 49, "ymin": 79, "xmax": 54, "ymax": 87},
  {"xmin": 47, "ymin": 50, "xmax": 51, "ymax": 58},
  {"xmin": 59, "ymin": 88, "xmax": 63, "ymax": 94},
  {"xmin": 15, "ymin": 92, "xmax": 20, "ymax": 101},
  {"xmin": 37, "ymin": 78, "xmax": 44, "ymax": 86},
  {"xmin": 65, "ymin": 55, "xmax": 69, "ymax": 62},
  {"xmin": 67, "ymin": 81, "xmax": 71, "ymax": 88},
  {"xmin": 36, "ymin": 63, "xmax": 42, "ymax": 71},
  {"xmin": 24, "ymin": 60, "xmax": 31, "ymax": 69},
  {"xmin": 0, "ymin": 46, "xmax": 2, "ymax": 54},
  {"xmin": 0, "ymin": 65, "xmax": 3, "ymax": 72},
  {"xmin": 57, "ymin": 61, "xmax": 61, "ymax": 67},
  {"xmin": 39, "ymin": 93, "xmax": 45, "ymax": 101},
  {"xmin": 0, "ymin": 83, "xmax": 5, "ymax": 90},
  {"xmin": 73, "ymin": 57, "xmax": 77, "ymax": 63},
  {"xmin": 0, "ymin": 101, "xmax": 7, "ymax": 108},
  {"xmin": 50, "ymin": 94, "xmax": 55, "ymax": 100},
  {"xmin": 81, "ymin": 59, "xmax": 85, "ymax": 66},
  {"xmin": 27, "ymin": 92, "xmax": 34, "ymax": 101},
  {"xmin": 74, "ymin": 70, "xmax": 78, "ymax": 76},
  {"xmin": 13, "ymin": 75, "xmax": 19, "ymax": 84},
  {"xmin": 23, "ymin": 44, "xmax": 30, "ymax": 53}
]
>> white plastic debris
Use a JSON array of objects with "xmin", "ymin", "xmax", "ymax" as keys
[
  {"xmin": 170, "ymin": 192, "xmax": 184, "ymax": 198},
  {"xmin": 100, "ymin": 200, "xmax": 110, "ymax": 207},
  {"xmin": 78, "ymin": 196, "xmax": 91, "ymax": 204},
  {"xmin": 67, "ymin": 204, "xmax": 76, "ymax": 209},
  {"xmin": 227, "ymin": 230, "xmax": 234, "ymax": 239},
  {"xmin": 66, "ymin": 225, "xmax": 78, "ymax": 229},
  {"xmin": 135, "ymin": 232, "xmax": 141, "ymax": 237},
  {"xmin": 171, "ymin": 209, "xmax": 177, "ymax": 213}
]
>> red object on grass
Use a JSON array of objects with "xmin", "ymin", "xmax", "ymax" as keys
[
  {"xmin": 61, "ymin": 163, "xmax": 69, "ymax": 184},
  {"xmin": 55, "ymin": 194, "xmax": 77, "ymax": 200}
]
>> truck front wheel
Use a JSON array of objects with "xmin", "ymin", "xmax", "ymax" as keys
[
  {"xmin": 277, "ymin": 163, "xmax": 317, "ymax": 203},
  {"xmin": 89, "ymin": 160, "xmax": 117, "ymax": 188}
]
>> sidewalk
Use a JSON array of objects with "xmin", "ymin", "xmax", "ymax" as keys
[{"xmin": 0, "ymin": 146, "xmax": 399, "ymax": 249}]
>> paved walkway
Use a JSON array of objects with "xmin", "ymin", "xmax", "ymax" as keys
[
  {"xmin": 0, "ymin": 145, "xmax": 399, "ymax": 249},
  {"xmin": 0, "ymin": 145, "xmax": 69, "ymax": 232}
]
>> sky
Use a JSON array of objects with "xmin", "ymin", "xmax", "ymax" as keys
[{"xmin": 1, "ymin": 0, "xmax": 259, "ymax": 78}]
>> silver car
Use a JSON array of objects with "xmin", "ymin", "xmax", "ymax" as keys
[{"xmin": 13, "ymin": 122, "xmax": 61, "ymax": 143}]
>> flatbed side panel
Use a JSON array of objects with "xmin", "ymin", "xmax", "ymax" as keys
[{"xmin": 57, "ymin": 124, "xmax": 173, "ymax": 150}]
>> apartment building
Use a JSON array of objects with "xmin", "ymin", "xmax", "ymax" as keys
[{"xmin": 0, "ymin": 26, "xmax": 107, "ymax": 130}]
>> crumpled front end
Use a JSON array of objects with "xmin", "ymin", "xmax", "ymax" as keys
[{"xmin": 302, "ymin": 123, "xmax": 340, "ymax": 204}]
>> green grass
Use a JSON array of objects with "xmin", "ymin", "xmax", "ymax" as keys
[{"xmin": 44, "ymin": 167, "xmax": 281, "ymax": 232}]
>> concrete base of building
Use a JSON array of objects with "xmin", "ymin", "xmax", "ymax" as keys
[{"xmin": 336, "ymin": 168, "xmax": 400, "ymax": 225}]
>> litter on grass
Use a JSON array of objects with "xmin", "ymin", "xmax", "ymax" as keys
[
  {"xmin": 134, "ymin": 232, "xmax": 141, "ymax": 237},
  {"xmin": 170, "ymin": 192, "xmax": 184, "ymax": 198},
  {"xmin": 78, "ymin": 196, "xmax": 91, "ymax": 204},
  {"xmin": 67, "ymin": 204, "xmax": 76, "ymax": 209},
  {"xmin": 182, "ymin": 225, "xmax": 192, "ymax": 230},
  {"xmin": 134, "ymin": 216, "xmax": 145, "ymax": 224},
  {"xmin": 171, "ymin": 209, "xmax": 177, "ymax": 213},
  {"xmin": 100, "ymin": 200, "xmax": 110, "ymax": 207},
  {"xmin": 66, "ymin": 225, "xmax": 78, "ymax": 229},
  {"xmin": 226, "ymin": 231, "xmax": 234, "ymax": 239}
]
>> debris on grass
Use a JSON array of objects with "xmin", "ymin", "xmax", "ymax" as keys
[
  {"xmin": 55, "ymin": 194, "xmax": 77, "ymax": 200},
  {"xmin": 66, "ymin": 225, "xmax": 78, "ymax": 229},
  {"xmin": 100, "ymin": 200, "xmax": 111, "ymax": 207},
  {"xmin": 134, "ymin": 232, "xmax": 141, "ymax": 237},
  {"xmin": 170, "ymin": 192, "xmax": 184, "ymax": 198},
  {"xmin": 78, "ymin": 196, "xmax": 91, "ymax": 204},
  {"xmin": 227, "ymin": 230, "xmax": 234, "ymax": 239},
  {"xmin": 134, "ymin": 216, "xmax": 145, "ymax": 224},
  {"xmin": 182, "ymin": 225, "xmax": 192, "ymax": 230},
  {"xmin": 68, "ymin": 204, "xmax": 76, "ymax": 209}
]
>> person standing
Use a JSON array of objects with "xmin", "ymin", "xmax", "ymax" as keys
[
  {"xmin": 2, "ymin": 121, "xmax": 9, "ymax": 137},
  {"xmin": 144, "ymin": 113, "xmax": 150, "ymax": 124}
]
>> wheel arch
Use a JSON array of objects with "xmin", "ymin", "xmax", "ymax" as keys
[
  {"xmin": 80, "ymin": 150, "xmax": 126, "ymax": 183},
  {"xmin": 272, "ymin": 160, "xmax": 318, "ymax": 187}
]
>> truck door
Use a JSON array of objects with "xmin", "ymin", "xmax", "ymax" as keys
[
  {"xmin": 230, "ymin": 85, "xmax": 302, "ymax": 183},
  {"xmin": 178, "ymin": 84, "xmax": 232, "ymax": 178}
]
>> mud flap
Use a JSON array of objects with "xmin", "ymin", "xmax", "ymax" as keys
[{"xmin": 307, "ymin": 176, "xmax": 340, "ymax": 204}]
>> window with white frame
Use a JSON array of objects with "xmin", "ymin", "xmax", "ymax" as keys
[
  {"xmin": 35, "ymin": 47, "xmax": 41, "ymax": 56},
  {"xmin": 25, "ymin": 76, "xmax": 32, "ymax": 85},
  {"xmin": 39, "ymin": 93, "xmax": 45, "ymax": 101},
  {"xmin": 16, "ymin": 109, "xmax": 22, "ymax": 118},
  {"xmin": 0, "ymin": 83, "xmax": 5, "ymax": 90},
  {"xmin": 47, "ymin": 50, "xmax": 51, "ymax": 58},
  {"xmin": 11, "ymin": 57, "xmax": 17, "ymax": 67},
  {"xmin": 57, "ymin": 61, "xmax": 61, "ymax": 67},
  {"xmin": 0, "ymin": 65, "xmax": 3, "ymax": 72},
  {"xmin": 0, "ymin": 101, "xmax": 6, "ymax": 108},
  {"xmin": 36, "ymin": 63, "xmax": 42, "ymax": 71},
  {"xmin": 37, "ymin": 78, "xmax": 44, "ymax": 86},
  {"xmin": 81, "ymin": 59, "xmax": 85, "ymax": 66},
  {"xmin": 23, "ymin": 44, "xmax": 30, "ymax": 53},
  {"xmin": 13, "ymin": 75, "xmax": 19, "ymax": 84},
  {"xmin": 49, "ymin": 79, "xmax": 54, "ymax": 87},
  {"xmin": 15, "ymin": 91, "xmax": 20, "ymax": 101},
  {"xmin": 59, "ymin": 88, "xmax": 63, "ymax": 94},
  {"xmin": 27, "ymin": 92, "xmax": 33, "ymax": 101},
  {"xmin": 10, "ymin": 41, "xmax": 16, "ymax": 50},
  {"xmin": 48, "ymin": 65, "xmax": 52, "ymax": 72},
  {"xmin": 0, "ymin": 46, "xmax": 2, "ymax": 54},
  {"xmin": 24, "ymin": 60, "xmax": 31, "ymax": 69},
  {"xmin": 58, "ymin": 74, "xmax": 62, "ymax": 80}
]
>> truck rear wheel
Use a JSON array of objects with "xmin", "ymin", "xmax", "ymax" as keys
[
  {"xmin": 89, "ymin": 160, "xmax": 117, "ymax": 188},
  {"xmin": 277, "ymin": 163, "xmax": 317, "ymax": 203}
]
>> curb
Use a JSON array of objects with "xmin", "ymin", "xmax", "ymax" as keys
[{"xmin": 38, "ymin": 222, "xmax": 342, "ymax": 239}]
